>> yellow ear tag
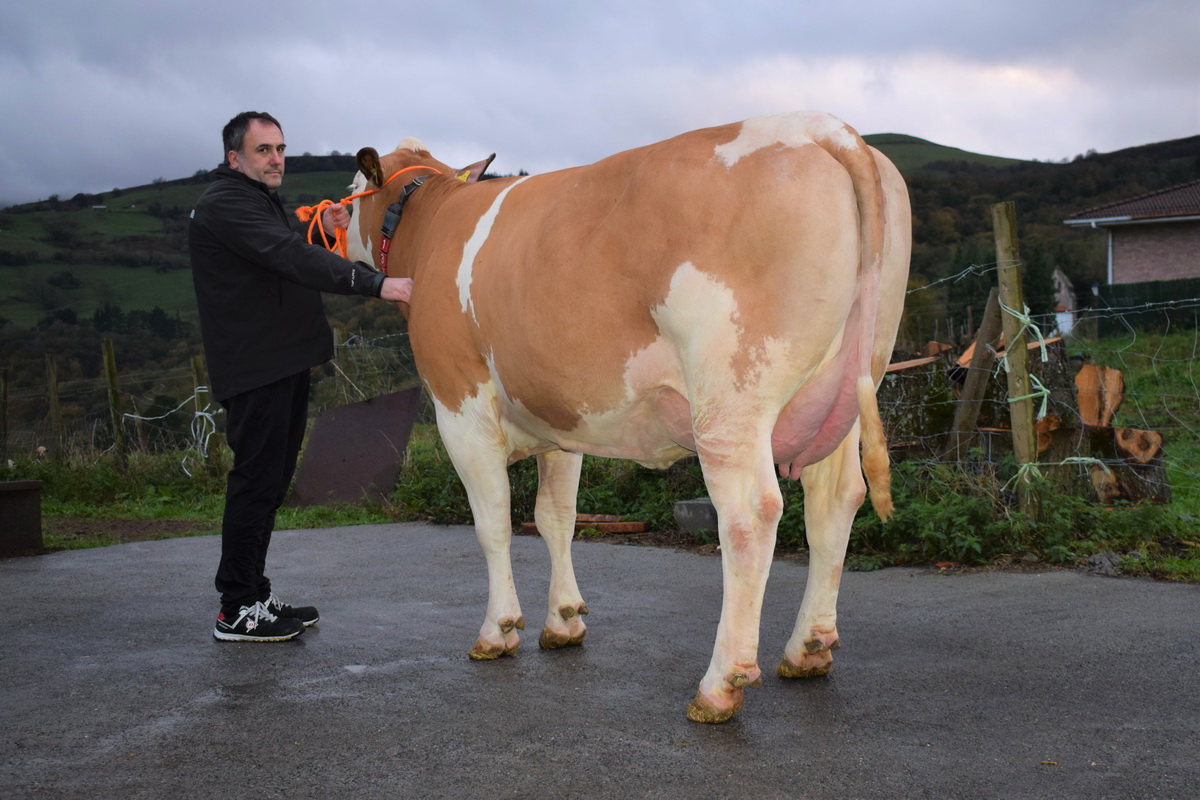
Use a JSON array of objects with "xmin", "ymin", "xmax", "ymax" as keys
[{"xmin": 456, "ymin": 170, "xmax": 471, "ymax": 182}]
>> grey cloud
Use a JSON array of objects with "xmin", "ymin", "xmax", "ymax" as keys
[{"xmin": 1, "ymin": 0, "xmax": 1196, "ymax": 206}]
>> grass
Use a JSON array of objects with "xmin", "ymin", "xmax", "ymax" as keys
[
  {"xmin": 3, "ymin": 328, "xmax": 1198, "ymax": 583},
  {"xmin": 862, "ymin": 133, "xmax": 1026, "ymax": 174},
  {"xmin": 0, "ymin": 173, "xmax": 359, "ymax": 327},
  {"xmin": 21, "ymin": 449, "xmax": 397, "ymax": 551},
  {"xmin": 9, "ymin": 416, "xmax": 1195, "ymax": 584},
  {"xmin": 1079, "ymin": 329, "xmax": 1200, "ymax": 517},
  {"xmin": 0, "ymin": 263, "xmax": 197, "ymax": 328}
]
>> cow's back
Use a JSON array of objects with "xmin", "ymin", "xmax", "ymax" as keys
[{"xmin": 412, "ymin": 112, "xmax": 893, "ymax": 465}]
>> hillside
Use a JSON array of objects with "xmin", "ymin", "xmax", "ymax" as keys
[
  {"xmin": 863, "ymin": 133, "xmax": 1026, "ymax": 174},
  {"xmin": 1, "ymin": 132, "xmax": 1197, "ymax": 339},
  {"xmin": 0, "ymin": 160, "xmax": 365, "ymax": 328}
]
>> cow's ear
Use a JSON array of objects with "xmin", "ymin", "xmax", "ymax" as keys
[
  {"xmin": 455, "ymin": 153, "xmax": 496, "ymax": 183},
  {"xmin": 356, "ymin": 147, "xmax": 384, "ymax": 187}
]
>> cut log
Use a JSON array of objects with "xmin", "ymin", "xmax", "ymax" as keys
[
  {"xmin": 923, "ymin": 341, "xmax": 954, "ymax": 357},
  {"xmin": 1074, "ymin": 364, "xmax": 1125, "ymax": 427},
  {"xmin": 956, "ymin": 335, "xmax": 1064, "ymax": 368},
  {"xmin": 521, "ymin": 516, "xmax": 649, "ymax": 535},
  {"xmin": 951, "ymin": 338, "xmax": 1080, "ymax": 432},
  {"xmin": 977, "ymin": 426, "xmax": 1170, "ymax": 504}
]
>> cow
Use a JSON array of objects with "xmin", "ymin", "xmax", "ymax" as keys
[{"xmin": 340, "ymin": 111, "xmax": 911, "ymax": 723}]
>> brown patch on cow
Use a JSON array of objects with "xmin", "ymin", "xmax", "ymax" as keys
[
  {"xmin": 350, "ymin": 117, "xmax": 892, "ymax": 471},
  {"xmin": 350, "ymin": 146, "xmax": 504, "ymax": 410}
]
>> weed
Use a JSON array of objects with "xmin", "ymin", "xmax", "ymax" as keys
[{"xmin": 5, "ymin": 413, "xmax": 1198, "ymax": 583}]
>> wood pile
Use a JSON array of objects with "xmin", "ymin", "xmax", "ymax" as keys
[
  {"xmin": 520, "ymin": 514, "xmax": 648, "ymax": 536},
  {"xmin": 882, "ymin": 332, "xmax": 1170, "ymax": 505}
]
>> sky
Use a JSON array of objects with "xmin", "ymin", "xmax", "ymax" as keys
[{"xmin": 1, "ymin": 0, "xmax": 1197, "ymax": 207}]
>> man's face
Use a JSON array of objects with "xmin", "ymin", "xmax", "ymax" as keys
[{"xmin": 228, "ymin": 119, "xmax": 286, "ymax": 190}]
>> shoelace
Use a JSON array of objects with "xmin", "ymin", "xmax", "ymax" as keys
[
  {"xmin": 265, "ymin": 594, "xmax": 290, "ymax": 613},
  {"xmin": 243, "ymin": 600, "xmax": 279, "ymax": 624}
]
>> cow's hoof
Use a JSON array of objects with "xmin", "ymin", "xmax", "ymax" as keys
[
  {"xmin": 469, "ymin": 616, "xmax": 524, "ymax": 660},
  {"xmin": 687, "ymin": 667, "xmax": 760, "ymax": 723},
  {"xmin": 686, "ymin": 690, "xmax": 744, "ymax": 724},
  {"xmin": 777, "ymin": 653, "xmax": 833, "ymax": 678},
  {"xmin": 539, "ymin": 628, "xmax": 586, "ymax": 649},
  {"xmin": 540, "ymin": 602, "xmax": 588, "ymax": 649},
  {"xmin": 777, "ymin": 638, "xmax": 838, "ymax": 678},
  {"xmin": 469, "ymin": 638, "xmax": 519, "ymax": 660}
]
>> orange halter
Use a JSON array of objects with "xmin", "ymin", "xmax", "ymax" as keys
[{"xmin": 294, "ymin": 165, "xmax": 443, "ymax": 258}]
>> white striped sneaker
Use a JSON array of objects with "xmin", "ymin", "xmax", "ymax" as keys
[
  {"xmin": 265, "ymin": 593, "xmax": 319, "ymax": 627},
  {"xmin": 214, "ymin": 601, "xmax": 304, "ymax": 642}
]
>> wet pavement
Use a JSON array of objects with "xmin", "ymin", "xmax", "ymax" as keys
[{"xmin": 2, "ymin": 522, "xmax": 1197, "ymax": 799}]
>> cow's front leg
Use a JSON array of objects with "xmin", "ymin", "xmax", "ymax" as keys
[
  {"xmin": 779, "ymin": 426, "xmax": 864, "ymax": 678},
  {"xmin": 533, "ymin": 451, "xmax": 589, "ymax": 649},
  {"xmin": 687, "ymin": 457, "xmax": 781, "ymax": 723},
  {"xmin": 433, "ymin": 397, "xmax": 524, "ymax": 660}
]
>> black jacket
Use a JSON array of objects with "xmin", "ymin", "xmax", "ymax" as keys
[{"xmin": 189, "ymin": 165, "xmax": 385, "ymax": 401}]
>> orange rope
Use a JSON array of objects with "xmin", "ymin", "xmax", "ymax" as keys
[{"xmin": 295, "ymin": 165, "xmax": 443, "ymax": 258}]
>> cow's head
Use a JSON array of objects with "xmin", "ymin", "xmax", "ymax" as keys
[{"xmin": 345, "ymin": 139, "xmax": 495, "ymax": 268}]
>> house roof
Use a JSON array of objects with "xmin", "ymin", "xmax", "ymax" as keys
[{"xmin": 1065, "ymin": 178, "xmax": 1200, "ymax": 226}]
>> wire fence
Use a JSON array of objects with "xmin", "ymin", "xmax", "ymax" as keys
[{"xmin": 3, "ymin": 262, "xmax": 1199, "ymax": 508}]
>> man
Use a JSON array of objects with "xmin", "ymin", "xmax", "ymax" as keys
[{"xmin": 189, "ymin": 111, "xmax": 410, "ymax": 642}]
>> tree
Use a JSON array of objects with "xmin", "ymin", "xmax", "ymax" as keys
[
  {"xmin": 93, "ymin": 303, "xmax": 126, "ymax": 333},
  {"xmin": 47, "ymin": 271, "xmax": 82, "ymax": 290}
]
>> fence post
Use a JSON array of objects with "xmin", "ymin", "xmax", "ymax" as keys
[
  {"xmin": 190, "ymin": 355, "xmax": 206, "ymax": 421},
  {"xmin": 192, "ymin": 355, "xmax": 224, "ymax": 476},
  {"xmin": 992, "ymin": 201, "xmax": 1039, "ymax": 518},
  {"xmin": 44, "ymin": 354, "xmax": 63, "ymax": 459},
  {"xmin": 332, "ymin": 325, "xmax": 345, "ymax": 401},
  {"xmin": 0, "ymin": 366, "xmax": 8, "ymax": 464},
  {"xmin": 943, "ymin": 288, "xmax": 1003, "ymax": 462},
  {"xmin": 102, "ymin": 339, "xmax": 128, "ymax": 467}
]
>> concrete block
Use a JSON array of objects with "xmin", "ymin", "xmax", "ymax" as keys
[{"xmin": 673, "ymin": 498, "xmax": 717, "ymax": 536}]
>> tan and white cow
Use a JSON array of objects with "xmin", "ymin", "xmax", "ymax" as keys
[{"xmin": 343, "ymin": 111, "xmax": 910, "ymax": 723}]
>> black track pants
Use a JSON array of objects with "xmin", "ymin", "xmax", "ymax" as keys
[{"xmin": 214, "ymin": 370, "xmax": 310, "ymax": 616}]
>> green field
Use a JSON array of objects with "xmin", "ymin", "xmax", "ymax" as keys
[
  {"xmin": 0, "ymin": 168, "xmax": 361, "ymax": 328},
  {"xmin": 862, "ymin": 133, "xmax": 1025, "ymax": 174},
  {"xmin": 0, "ymin": 264, "xmax": 197, "ymax": 328}
]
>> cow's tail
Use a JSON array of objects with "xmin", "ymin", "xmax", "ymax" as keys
[{"xmin": 814, "ymin": 116, "xmax": 893, "ymax": 521}]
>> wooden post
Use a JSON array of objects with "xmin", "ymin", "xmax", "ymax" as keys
[
  {"xmin": 0, "ymin": 367, "xmax": 8, "ymax": 464},
  {"xmin": 45, "ymin": 354, "xmax": 63, "ymax": 458},
  {"xmin": 102, "ymin": 339, "xmax": 128, "ymax": 467},
  {"xmin": 993, "ymin": 201, "xmax": 1039, "ymax": 517},
  {"xmin": 192, "ymin": 354, "xmax": 224, "ymax": 475},
  {"xmin": 190, "ymin": 354, "xmax": 208, "ymax": 441},
  {"xmin": 332, "ymin": 325, "xmax": 345, "ymax": 401},
  {"xmin": 943, "ymin": 288, "xmax": 1003, "ymax": 461}
]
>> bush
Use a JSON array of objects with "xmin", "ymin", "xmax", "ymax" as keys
[{"xmin": 7, "ymin": 421, "xmax": 1196, "ymax": 582}]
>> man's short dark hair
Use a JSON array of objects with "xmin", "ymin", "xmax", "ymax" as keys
[{"xmin": 222, "ymin": 111, "xmax": 284, "ymax": 160}]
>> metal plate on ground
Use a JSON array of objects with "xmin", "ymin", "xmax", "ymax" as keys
[{"xmin": 290, "ymin": 387, "xmax": 422, "ymax": 506}]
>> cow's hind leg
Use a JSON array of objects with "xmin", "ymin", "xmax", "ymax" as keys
[
  {"xmin": 779, "ymin": 424, "xmax": 865, "ymax": 678},
  {"xmin": 687, "ymin": 438, "xmax": 782, "ymax": 723},
  {"xmin": 533, "ymin": 450, "xmax": 589, "ymax": 649},
  {"xmin": 433, "ymin": 397, "xmax": 525, "ymax": 660}
]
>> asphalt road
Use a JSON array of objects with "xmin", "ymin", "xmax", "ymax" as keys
[{"xmin": 2, "ymin": 523, "xmax": 1197, "ymax": 799}]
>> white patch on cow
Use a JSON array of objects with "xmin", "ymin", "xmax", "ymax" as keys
[
  {"xmin": 714, "ymin": 111, "xmax": 859, "ymax": 168},
  {"xmin": 345, "ymin": 172, "xmax": 375, "ymax": 265},
  {"xmin": 458, "ymin": 176, "xmax": 532, "ymax": 323},
  {"xmin": 652, "ymin": 261, "xmax": 809, "ymax": 390},
  {"xmin": 396, "ymin": 137, "xmax": 427, "ymax": 153},
  {"xmin": 431, "ymin": 372, "xmax": 549, "ymax": 464}
]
